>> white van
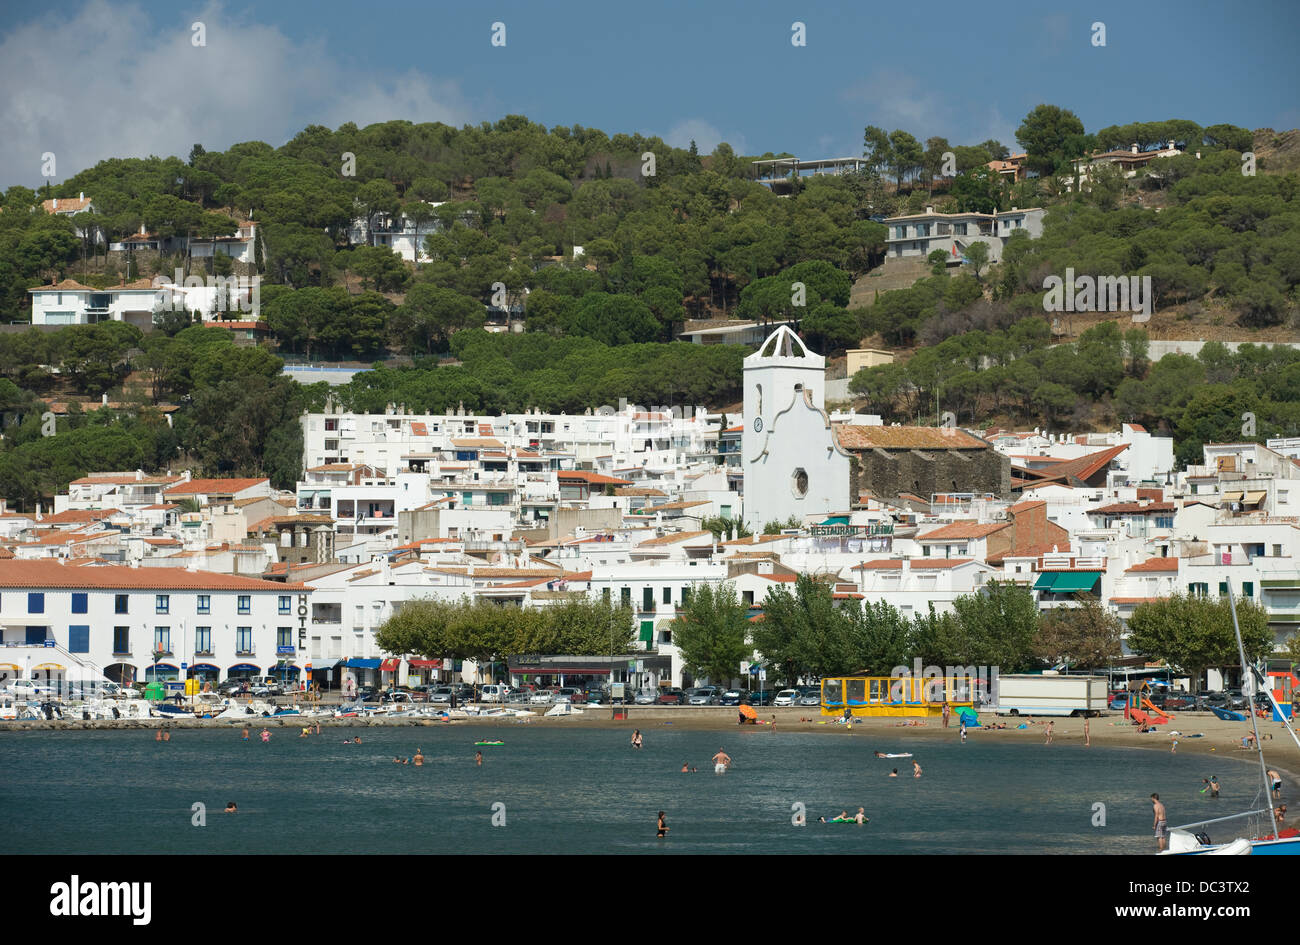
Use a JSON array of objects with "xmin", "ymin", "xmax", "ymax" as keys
[{"xmin": 480, "ymin": 684, "xmax": 507, "ymax": 703}]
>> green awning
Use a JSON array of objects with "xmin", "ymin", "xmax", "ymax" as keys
[
  {"xmin": 1032, "ymin": 573, "xmax": 1059, "ymax": 591},
  {"xmin": 1050, "ymin": 572, "xmax": 1102, "ymax": 593},
  {"xmin": 819, "ymin": 516, "xmax": 850, "ymax": 526}
]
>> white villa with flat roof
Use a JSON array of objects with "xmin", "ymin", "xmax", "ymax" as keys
[{"xmin": 883, "ymin": 206, "xmax": 1044, "ymax": 263}]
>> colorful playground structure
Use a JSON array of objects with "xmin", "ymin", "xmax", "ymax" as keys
[
  {"xmin": 820, "ymin": 676, "xmax": 978, "ymax": 718},
  {"xmin": 1124, "ymin": 681, "xmax": 1172, "ymax": 726}
]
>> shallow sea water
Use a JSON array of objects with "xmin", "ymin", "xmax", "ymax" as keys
[{"xmin": 0, "ymin": 725, "xmax": 1272, "ymax": 854}]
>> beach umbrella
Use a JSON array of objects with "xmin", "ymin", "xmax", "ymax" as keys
[{"xmin": 738, "ymin": 704, "xmax": 757, "ymax": 721}]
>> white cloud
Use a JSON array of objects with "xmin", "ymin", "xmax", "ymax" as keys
[
  {"xmin": 0, "ymin": 0, "xmax": 475, "ymax": 187},
  {"xmin": 663, "ymin": 119, "xmax": 746, "ymax": 155}
]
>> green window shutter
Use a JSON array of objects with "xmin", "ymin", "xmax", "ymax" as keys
[{"xmin": 639, "ymin": 621, "xmax": 654, "ymax": 644}]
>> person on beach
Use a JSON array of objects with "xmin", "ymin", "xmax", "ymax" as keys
[
  {"xmin": 959, "ymin": 719, "xmax": 967, "ymax": 744},
  {"xmin": 224, "ymin": 801, "xmax": 237, "ymax": 813},
  {"xmin": 475, "ymin": 750, "xmax": 483, "ymax": 767},
  {"xmin": 889, "ymin": 768, "xmax": 899, "ymax": 777},
  {"xmin": 941, "ymin": 702, "xmax": 951, "ymax": 729},
  {"xmin": 912, "ymin": 761, "xmax": 922, "ymax": 778},
  {"xmin": 1045, "ymin": 720, "xmax": 1054, "ymax": 745},
  {"xmin": 1152, "ymin": 793, "xmax": 1168, "ymax": 852},
  {"xmin": 1171, "ymin": 738, "xmax": 1178, "ymax": 753},
  {"xmin": 1269, "ymin": 769, "xmax": 1283, "ymax": 799},
  {"xmin": 1084, "ymin": 717, "xmax": 1090, "ymax": 748},
  {"xmin": 712, "ymin": 749, "xmax": 731, "ymax": 774},
  {"xmin": 657, "ymin": 811, "xmax": 669, "ymax": 838},
  {"xmin": 631, "ymin": 729, "xmax": 643, "ymax": 749},
  {"xmin": 413, "ymin": 749, "xmax": 424, "ymax": 767}
]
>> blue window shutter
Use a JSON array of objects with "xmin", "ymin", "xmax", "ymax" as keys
[
  {"xmin": 69, "ymin": 626, "xmax": 90, "ymax": 653},
  {"xmin": 28, "ymin": 592, "xmax": 44, "ymax": 614},
  {"xmin": 72, "ymin": 593, "xmax": 88, "ymax": 614}
]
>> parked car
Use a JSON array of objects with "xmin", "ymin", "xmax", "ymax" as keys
[
  {"xmin": 719, "ymin": 690, "xmax": 742, "ymax": 706},
  {"xmin": 529, "ymin": 689, "xmax": 555, "ymax": 705},
  {"xmin": 687, "ymin": 687, "xmax": 719, "ymax": 706},
  {"xmin": 6, "ymin": 679, "xmax": 56, "ymax": 699},
  {"xmin": 774, "ymin": 689, "xmax": 801, "ymax": 707},
  {"xmin": 584, "ymin": 687, "xmax": 608, "ymax": 705},
  {"xmin": 797, "ymin": 690, "xmax": 822, "ymax": 707},
  {"xmin": 1225, "ymin": 689, "xmax": 1248, "ymax": 710},
  {"xmin": 1163, "ymin": 694, "xmax": 1197, "ymax": 711},
  {"xmin": 557, "ymin": 687, "xmax": 585, "ymax": 705},
  {"xmin": 634, "ymin": 688, "xmax": 658, "ymax": 705},
  {"xmin": 746, "ymin": 689, "xmax": 775, "ymax": 706},
  {"xmin": 427, "ymin": 687, "xmax": 455, "ymax": 705},
  {"xmin": 656, "ymin": 688, "xmax": 685, "ymax": 706}
]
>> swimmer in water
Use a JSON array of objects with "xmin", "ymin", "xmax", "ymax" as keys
[
  {"xmin": 242, "ymin": 727, "xmax": 249, "ymax": 741},
  {"xmin": 260, "ymin": 728, "xmax": 270, "ymax": 743},
  {"xmin": 913, "ymin": 761, "xmax": 922, "ymax": 778},
  {"xmin": 224, "ymin": 801, "xmax": 237, "ymax": 813},
  {"xmin": 353, "ymin": 735, "xmax": 362, "ymax": 745},
  {"xmin": 889, "ymin": 768, "xmax": 898, "ymax": 777},
  {"xmin": 711, "ymin": 748, "xmax": 731, "ymax": 774},
  {"xmin": 155, "ymin": 729, "xmax": 162, "ymax": 741},
  {"xmin": 413, "ymin": 749, "xmax": 424, "ymax": 767},
  {"xmin": 475, "ymin": 750, "xmax": 483, "ymax": 766},
  {"xmin": 631, "ymin": 730, "xmax": 643, "ymax": 749},
  {"xmin": 681, "ymin": 763, "xmax": 689, "ymax": 773},
  {"xmin": 300, "ymin": 727, "xmax": 309, "ymax": 738},
  {"xmin": 854, "ymin": 807, "xmax": 867, "ymax": 824}
]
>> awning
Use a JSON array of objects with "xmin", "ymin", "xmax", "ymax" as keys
[
  {"xmin": 308, "ymin": 660, "xmax": 341, "ymax": 671},
  {"xmin": 1033, "ymin": 573, "xmax": 1059, "ymax": 591},
  {"xmin": 1244, "ymin": 491, "xmax": 1267, "ymax": 506},
  {"xmin": 33, "ymin": 662, "xmax": 65, "ymax": 671},
  {"xmin": 228, "ymin": 663, "xmax": 260, "ymax": 674},
  {"xmin": 146, "ymin": 662, "xmax": 178, "ymax": 671},
  {"xmin": 1221, "ymin": 491, "xmax": 1243, "ymax": 504},
  {"xmin": 407, "ymin": 659, "xmax": 442, "ymax": 669},
  {"xmin": 347, "ymin": 658, "xmax": 381, "ymax": 669},
  {"xmin": 188, "ymin": 663, "xmax": 220, "ymax": 672},
  {"xmin": 0, "ymin": 663, "xmax": 20, "ymax": 672},
  {"xmin": 1050, "ymin": 572, "xmax": 1102, "ymax": 593},
  {"xmin": 819, "ymin": 516, "xmax": 850, "ymax": 526},
  {"xmin": 379, "ymin": 658, "xmax": 400, "ymax": 671}
]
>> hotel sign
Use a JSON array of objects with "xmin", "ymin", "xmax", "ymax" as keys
[{"xmin": 810, "ymin": 524, "xmax": 894, "ymax": 538}]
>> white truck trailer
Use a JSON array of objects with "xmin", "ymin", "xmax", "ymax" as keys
[{"xmin": 994, "ymin": 674, "xmax": 1109, "ymax": 717}]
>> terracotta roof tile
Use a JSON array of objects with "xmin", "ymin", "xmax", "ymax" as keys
[
  {"xmin": 0, "ymin": 560, "xmax": 307, "ymax": 591},
  {"xmin": 915, "ymin": 520, "xmax": 1008, "ymax": 541},
  {"xmin": 833, "ymin": 425, "xmax": 989, "ymax": 450}
]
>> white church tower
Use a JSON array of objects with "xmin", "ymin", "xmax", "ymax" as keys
[{"xmin": 742, "ymin": 326, "xmax": 850, "ymax": 528}]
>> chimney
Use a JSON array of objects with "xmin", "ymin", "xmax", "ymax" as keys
[
  {"xmin": 79, "ymin": 192, "xmax": 84, "ymax": 201},
  {"xmin": 925, "ymin": 206, "xmax": 934, "ymax": 215},
  {"xmin": 52, "ymin": 198, "xmax": 58, "ymax": 210},
  {"xmin": 101, "ymin": 393, "xmax": 108, "ymax": 405},
  {"xmin": 1167, "ymin": 140, "xmax": 1175, "ymax": 151},
  {"xmin": 1130, "ymin": 143, "xmax": 1139, "ymax": 154}
]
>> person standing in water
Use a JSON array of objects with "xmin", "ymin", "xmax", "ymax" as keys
[
  {"xmin": 1084, "ymin": 717, "xmax": 1090, "ymax": 748},
  {"xmin": 241, "ymin": 727, "xmax": 249, "ymax": 741},
  {"xmin": 1045, "ymin": 720, "xmax": 1054, "ymax": 745},
  {"xmin": 631, "ymin": 729, "xmax": 643, "ymax": 749},
  {"xmin": 260, "ymin": 728, "xmax": 270, "ymax": 743},
  {"xmin": 413, "ymin": 748, "xmax": 424, "ymax": 767},
  {"xmin": 712, "ymin": 748, "xmax": 732, "ymax": 774},
  {"xmin": 656, "ymin": 811, "xmax": 669, "ymax": 838},
  {"xmin": 912, "ymin": 760, "xmax": 922, "ymax": 778},
  {"xmin": 475, "ymin": 750, "xmax": 483, "ymax": 767},
  {"xmin": 1269, "ymin": 769, "xmax": 1283, "ymax": 800},
  {"xmin": 854, "ymin": 807, "xmax": 867, "ymax": 824},
  {"xmin": 1152, "ymin": 793, "xmax": 1169, "ymax": 852},
  {"xmin": 958, "ymin": 719, "xmax": 967, "ymax": 743}
]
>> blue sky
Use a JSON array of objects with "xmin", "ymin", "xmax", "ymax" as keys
[{"xmin": 2, "ymin": 0, "xmax": 1297, "ymax": 187}]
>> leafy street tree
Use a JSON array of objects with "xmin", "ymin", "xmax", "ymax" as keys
[
  {"xmin": 671, "ymin": 582, "xmax": 751, "ymax": 685},
  {"xmin": 1125, "ymin": 594, "xmax": 1272, "ymax": 690},
  {"xmin": 1033, "ymin": 598, "xmax": 1124, "ymax": 669}
]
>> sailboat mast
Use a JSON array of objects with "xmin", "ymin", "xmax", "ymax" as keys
[{"xmin": 1227, "ymin": 582, "xmax": 1279, "ymax": 840}]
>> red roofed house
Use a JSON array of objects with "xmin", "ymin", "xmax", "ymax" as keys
[{"xmin": 0, "ymin": 560, "xmax": 309, "ymax": 688}]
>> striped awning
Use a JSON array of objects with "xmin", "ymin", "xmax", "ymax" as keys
[{"xmin": 1221, "ymin": 491, "xmax": 1243, "ymax": 504}]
